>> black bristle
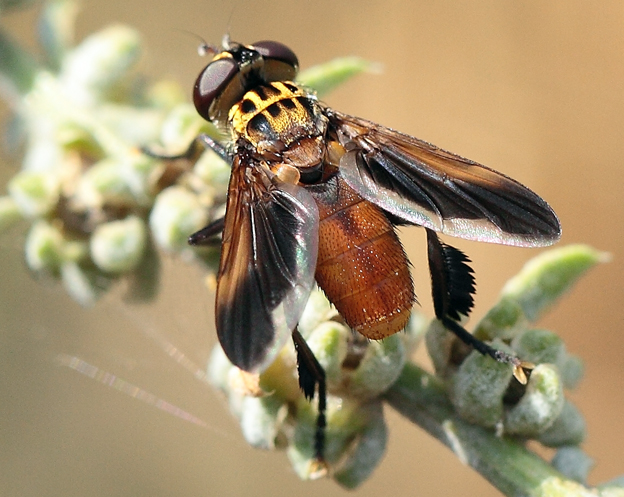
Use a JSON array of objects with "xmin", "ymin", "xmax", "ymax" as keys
[
  {"xmin": 442, "ymin": 242, "xmax": 476, "ymax": 320},
  {"xmin": 426, "ymin": 229, "xmax": 476, "ymax": 321}
]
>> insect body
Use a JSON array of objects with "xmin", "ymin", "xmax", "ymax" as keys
[{"xmin": 188, "ymin": 39, "xmax": 561, "ymax": 463}]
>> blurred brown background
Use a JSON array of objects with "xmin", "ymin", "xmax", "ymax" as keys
[{"xmin": 2, "ymin": 1, "xmax": 624, "ymax": 496}]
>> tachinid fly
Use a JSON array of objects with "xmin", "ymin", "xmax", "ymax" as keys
[{"xmin": 184, "ymin": 38, "xmax": 561, "ymax": 465}]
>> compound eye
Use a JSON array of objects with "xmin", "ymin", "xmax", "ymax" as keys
[
  {"xmin": 252, "ymin": 40, "xmax": 299, "ymax": 69},
  {"xmin": 193, "ymin": 57, "xmax": 239, "ymax": 121}
]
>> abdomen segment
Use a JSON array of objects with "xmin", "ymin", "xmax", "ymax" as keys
[{"xmin": 308, "ymin": 175, "xmax": 415, "ymax": 339}]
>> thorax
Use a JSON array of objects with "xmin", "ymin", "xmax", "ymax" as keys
[{"xmin": 228, "ymin": 81, "xmax": 327, "ymax": 171}]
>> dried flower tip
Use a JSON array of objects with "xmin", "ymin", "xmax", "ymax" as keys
[
  {"xmin": 513, "ymin": 364, "xmax": 528, "ymax": 385},
  {"xmin": 229, "ymin": 368, "xmax": 264, "ymax": 397},
  {"xmin": 308, "ymin": 460, "xmax": 330, "ymax": 480}
]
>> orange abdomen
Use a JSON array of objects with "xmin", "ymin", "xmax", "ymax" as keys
[{"xmin": 308, "ymin": 176, "xmax": 415, "ymax": 339}]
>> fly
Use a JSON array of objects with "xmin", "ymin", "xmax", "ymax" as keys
[{"xmin": 182, "ymin": 38, "xmax": 561, "ymax": 465}]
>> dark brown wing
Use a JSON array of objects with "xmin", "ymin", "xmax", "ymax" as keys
[
  {"xmin": 216, "ymin": 155, "xmax": 319, "ymax": 373},
  {"xmin": 325, "ymin": 109, "xmax": 561, "ymax": 247}
]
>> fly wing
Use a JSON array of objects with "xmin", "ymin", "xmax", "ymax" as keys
[
  {"xmin": 216, "ymin": 157, "xmax": 319, "ymax": 373},
  {"xmin": 327, "ymin": 109, "xmax": 561, "ymax": 247}
]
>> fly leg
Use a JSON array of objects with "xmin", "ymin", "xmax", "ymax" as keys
[
  {"xmin": 196, "ymin": 133, "xmax": 233, "ymax": 163},
  {"xmin": 142, "ymin": 135, "xmax": 232, "ymax": 246},
  {"xmin": 426, "ymin": 228, "xmax": 529, "ymax": 384},
  {"xmin": 187, "ymin": 217, "xmax": 224, "ymax": 246},
  {"xmin": 141, "ymin": 133, "xmax": 233, "ymax": 163},
  {"xmin": 292, "ymin": 328, "xmax": 328, "ymax": 469}
]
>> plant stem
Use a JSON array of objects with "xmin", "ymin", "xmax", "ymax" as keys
[{"xmin": 385, "ymin": 362, "xmax": 582, "ymax": 497}]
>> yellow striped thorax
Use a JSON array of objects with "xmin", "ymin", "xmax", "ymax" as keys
[{"xmin": 228, "ymin": 81, "xmax": 327, "ymax": 151}]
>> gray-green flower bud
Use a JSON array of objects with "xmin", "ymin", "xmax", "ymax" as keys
[
  {"xmin": 90, "ymin": 215, "xmax": 146, "ymax": 273},
  {"xmin": 149, "ymin": 186, "xmax": 209, "ymax": 252},
  {"xmin": 59, "ymin": 25, "xmax": 141, "ymax": 106},
  {"xmin": 551, "ymin": 446, "xmax": 594, "ymax": 485},
  {"xmin": 8, "ymin": 170, "xmax": 60, "ymax": 217},
  {"xmin": 504, "ymin": 364, "xmax": 564, "ymax": 436}
]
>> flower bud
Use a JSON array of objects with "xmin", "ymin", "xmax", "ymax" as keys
[
  {"xmin": 60, "ymin": 261, "xmax": 110, "ymax": 307},
  {"xmin": 297, "ymin": 289, "xmax": 336, "ymax": 336},
  {"xmin": 500, "ymin": 244, "xmax": 609, "ymax": 322},
  {"xmin": 504, "ymin": 364, "xmax": 564, "ymax": 436},
  {"xmin": 192, "ymin": 149, "xmax": 231, "ymax": 193},
  {"xmin": 512, "ymin": 328, "xmax": 565, "ymax": 366},
  {"xmin": 288, "ymin": 396, "xmax": 383, "ymax": 478},
  {"xmin": 332, "ymin": 403, "xmax": 387, "ymax": 489},
  {"xmin": 297, "ymin": 57, "xmax": 380, "ymax": 98},
  {"xmin": 0, "ymin": 195, "xmax": 23, "ymax": 233},
  {"xmin": 8, "ymin": 170, "xmax": 59, "ymax": 217},
  {"xmin": 75, "ymin": 158, "xmax": 134, "ymax": 208},
  {"xmin": 60, "ymin": 25, "xmax": 141, "ymax": 105},
  {"xmin": 538, "ymin": 400, "xmax": 586, "ymax": 447},
  {"xmin": 305, "ymin": 320, "xmax": 350, "ymax": 386},
  {"xmin": 343, "ymin": 333, "xmax": 405, "ymax": 400},
  {"xmin": 149, "ymin": 186, "xmax": 209, "ymax": 252},
  {"xmin": 240, "ymin": 395, "xmax": 288, "ymax": 450},
  {"xmin": 449, "ymin": 343, "xmax": 514, "ymax": 428},
  {"xmin": 474, "ymin": 296, "xmax": 525, "ymax": 341},
  {"xmin": 159, "ymin": 104, "xmax": 205, "ymax": 151},
  {"xmin": 551, "ymin": 446, "xmax": 593, "ymax": 484},
  {"xmin": 90, "ymin": 215, "xmax": 146, "ymax": 273},
  {"xmin": 25, "ymin": 220, "xmax": 64, "ymax": 271}
]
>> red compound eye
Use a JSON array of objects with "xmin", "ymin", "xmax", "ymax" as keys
[
  {"xmin": 193, "ymin": 57, "xmax": 239, "ymax": 121},
  {"xmin": 252, "ymin": 40, "xmax": 299, "ymax": 69}
]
